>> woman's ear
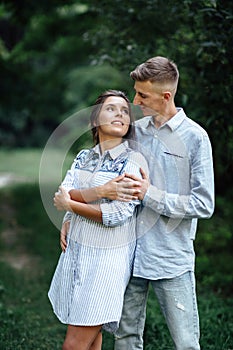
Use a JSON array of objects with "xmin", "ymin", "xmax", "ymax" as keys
[{"xmin": 92, "ymin": 117, "xmax": 99, "ymax": 127}]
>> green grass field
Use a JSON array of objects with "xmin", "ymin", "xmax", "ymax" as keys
[{"xmin": 0, "ymin": 149, "xmax": 232, "ymax": 349}]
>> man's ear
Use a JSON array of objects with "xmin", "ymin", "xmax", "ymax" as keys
[{"xmin": 163, "ymin": 91, "xmax": 172, "ymax": 101}]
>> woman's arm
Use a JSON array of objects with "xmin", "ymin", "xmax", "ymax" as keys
[
  {"xmin": 56, "ymin": 150, "xmax": 149, "ymax": 225},
  {"xmin": 54, "ymin": 187, "xmax": 102, "ymax": 222},
  {"xmin": 69, "ymin": 173, "xmax": 141, "ymax": 203},
  {"xmin": 55, "ymin": 186, "xmax": 140, "ymax": 226}
]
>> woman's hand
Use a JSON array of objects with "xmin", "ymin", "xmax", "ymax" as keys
[
  {"xmin": 60, "ymin": 221, "xmax": 70, "ymax": 252},
  {"xmin": 54, "ymin": 186, "xmax": 72, "ymax": 211}
]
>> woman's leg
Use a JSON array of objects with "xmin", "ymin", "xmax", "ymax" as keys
[
  {"xmin": 89, "ymin": 331, "xmax": 102, "ymax": 350},
  {"xmin": 62, "ymin": 325, "xmax": 102, "ymax": 350}
]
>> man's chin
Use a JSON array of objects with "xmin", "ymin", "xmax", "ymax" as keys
[{"xmin": 142, "ymin": 109, "xmax": 154, "ymax": 117}]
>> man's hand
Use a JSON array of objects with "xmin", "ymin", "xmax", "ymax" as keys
[
  {"xmin": 97, "ymin": 173, "xmax": 141, "ymax": 201},
  {"xmin": 54, "ymin": 186, "xmax": 72, "ymax": 211},
  {"xmin": 97, "ymin": 169, "xmax": 149, "ymax": 201},
  {"xmin": 60, "ymin": 221, "xmax": 70, "ymax": 252},
  {"xmin": 124, "ymin": 168, "xmax": 150, "ymax": 201}
]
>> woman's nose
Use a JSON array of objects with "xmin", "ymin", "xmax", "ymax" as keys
[{"xmin": 116, "ymin": 108, "xmax": 123, "ymax": 116}]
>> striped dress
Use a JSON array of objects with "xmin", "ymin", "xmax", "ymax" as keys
[{"xmin": 48, "ymin": 141, "xmax": 148, "ymax": 333}]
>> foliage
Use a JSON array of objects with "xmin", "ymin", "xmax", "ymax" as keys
[
  {"xmin": 196, "ymin": 195, "xmax": 233, "ymax": 296},
  {"xmin": 0, "ymin": 0, "xmax": 96, "ymax": 146},
  {"xmin": 84, "ymin": 0, "xmax": 233, "ymax": 194},
  {"xmin": 0, "ymin": 0, "xmax": 233, "ymax": 192}
]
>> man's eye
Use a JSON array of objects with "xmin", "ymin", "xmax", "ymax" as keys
[
  {"xmin": 107, "ymin": 107, "xmax": 114, "ymax": 111},
  {"xmin": 140, "ymin": 94, "xmax": 146, "ymax": 98},
  {"xmin": 122, "ymin": 109, "xmax": 129, "ymax": 115}
]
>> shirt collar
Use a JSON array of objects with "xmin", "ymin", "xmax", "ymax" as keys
[
  {"xmin": 142, "ymin": 108, "xmax": 186, "ymax": 132},
  {"xmin": 166, "ymin": 108, "xmax": 186, "ymax": 131},
  {"xmin": 93, "ymin": 140, "xmax": 129, "ymax": 159}
]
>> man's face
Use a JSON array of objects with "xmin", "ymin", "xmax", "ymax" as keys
[{"xmin": 133, "ymin": 80, "xmax": 165, "ymax": 117}]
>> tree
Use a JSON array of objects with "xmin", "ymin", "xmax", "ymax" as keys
[
  {"xmin": 0, "ymin": 1, "xmax": 97, "ymax": 146},
  {"xmin": 83, "ymin": 0, "xmax": 233, "ymax": 194},
  {"xmin": 0, "ymin": 0, "xmax": 232, "ymax": 194}
]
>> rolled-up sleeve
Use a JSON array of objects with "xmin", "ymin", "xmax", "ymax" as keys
[
  {"xmin": 101, "ymin": 150, "xmax": 148, "ymax": 227},
  {"xmin": 101, "ymin": 200, "xmax": 139, "ymax": 227}
]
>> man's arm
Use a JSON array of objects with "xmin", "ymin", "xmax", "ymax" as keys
[{"xmin": 133, "ymin": 138, "xmax": 214, "ymax": 220}]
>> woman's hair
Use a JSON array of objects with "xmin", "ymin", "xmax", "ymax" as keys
[
  {"xmin": 130, "ymin": 56, "xmax": 179, "ymax": 93},
  {"xmin": 90, "ymin": 89, "xmax": 135, "ymax": 145}
]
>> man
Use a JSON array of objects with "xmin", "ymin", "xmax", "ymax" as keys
[
  {"xmin": 112, "ymin": 56, "xmax": 214, "ymax": 350},
  {"xmin": 58, "ymin": 56, "xmax": 215, "ymax": 349}
]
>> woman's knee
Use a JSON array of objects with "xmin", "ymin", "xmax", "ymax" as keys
[{"xmin": 62, "ymin": 340, "xmax": 73, "ymax": 350}]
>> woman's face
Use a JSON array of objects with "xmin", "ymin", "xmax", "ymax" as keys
[{"xmin": 96, "ymin": 96, "xmax": 130, "ymax": 142}]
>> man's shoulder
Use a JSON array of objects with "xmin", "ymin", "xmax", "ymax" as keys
[
  {"xmin": 135, "ymin": 117, "xmax": 152, "ymax": 137},
  {"xmin": 182, "ymin": 115, "xmax": 209, "ymax": 138},
  {"xmin": 135, "ymin": 116, "xmax": 151, "ymax": 126}
]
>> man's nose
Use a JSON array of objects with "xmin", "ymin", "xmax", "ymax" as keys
[{"xmin": 133, "ymin": 94, "xmax": 140, "ymax": 105}]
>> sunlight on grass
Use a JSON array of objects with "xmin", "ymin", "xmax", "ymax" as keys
[{"xmin": 0, "ymin": 148, "xmax": 74, "ymax": 183}]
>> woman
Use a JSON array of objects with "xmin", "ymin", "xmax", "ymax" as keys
[{"xmin": 48, "ymin": 90, "xmax": 148, "ymax": 350}]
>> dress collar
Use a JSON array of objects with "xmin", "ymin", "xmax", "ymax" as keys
[{"xmin": 93, "ymin": 140, "xmax": 129, "ymax": 159}]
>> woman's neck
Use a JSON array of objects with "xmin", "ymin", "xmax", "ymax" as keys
[{"xmin": 98, "ymin": 138, "xmax": 123, "ymax": 153}]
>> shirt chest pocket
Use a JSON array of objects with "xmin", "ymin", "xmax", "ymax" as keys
[{"xmin": 160, "ymin": 152, "xmax": 190, "ymax": 194}]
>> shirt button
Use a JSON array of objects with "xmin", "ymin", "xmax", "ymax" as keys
[
  {"xmin": 154, "ymin": 134, "xmax": 158, "ymax": 138},
  {"xmin": 140, "ymin": 220, "xmax": 144, "ymax": 224}
]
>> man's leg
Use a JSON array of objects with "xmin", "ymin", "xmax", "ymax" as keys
[
  {"xmin": 114, "ymin": 276, "xmax": 149, "ymax": 350},
  {"xmin": 151, "ymin": 271, "xmax": 200, "ymax": 350}
]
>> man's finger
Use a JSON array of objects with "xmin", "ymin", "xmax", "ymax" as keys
[
  {"xmin": 140, "ymin": 167, "xmax": 148, "ymax": 180},
  {"xmin": 124, "ymin": 173, "xmax": 141, "ymax": 182},
  {"xmin": 113, "ymin": 173, "xmax": 126, "ymax": 183}
]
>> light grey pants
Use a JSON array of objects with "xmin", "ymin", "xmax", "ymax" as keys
[{"xmin": 114, "ymin": 271, "xmax": 200, "ymax": 350}]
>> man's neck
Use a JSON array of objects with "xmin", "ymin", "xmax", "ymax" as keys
[{"xmin": 153, "ymin": 106, "xmax": 177, "ymax": 128}]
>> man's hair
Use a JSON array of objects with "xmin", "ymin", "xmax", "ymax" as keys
[{"xmin": 130, "ymin": 56, "xmax": 179, "ymax": 91}]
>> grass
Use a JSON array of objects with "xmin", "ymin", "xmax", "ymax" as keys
[
  {"xmin": 0, "ymin": 148, "xmax": 74, "ymax": 183},
  {"xmin": 0, "ymin": 149, "xmax": 232, "ymax": 349}
]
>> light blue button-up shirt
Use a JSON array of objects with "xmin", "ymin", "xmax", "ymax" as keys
[{"xmin": 133, "ymin": 108, "xmax": 215, "ymax": 279}]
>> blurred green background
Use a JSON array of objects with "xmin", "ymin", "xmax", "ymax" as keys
[{"xmin": 0, "ymin": 0, "xmax": 232, "ymax": 349}]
